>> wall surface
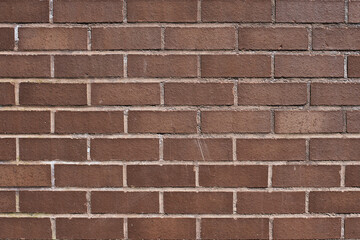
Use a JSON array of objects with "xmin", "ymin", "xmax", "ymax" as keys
[{"xmin": 0, "ymin": 0, "xmax": 360, "ymax": 239}]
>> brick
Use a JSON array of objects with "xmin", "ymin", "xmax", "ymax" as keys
[
  {"xmin": 127, "ymin": 55, "xmax": 197, "ymax": 78},
  {"xmin": 0, "ymin": 83, "xmax": 15, "ymax": 106},
  {"xmin": 0, "ymin": 111, "xmax": 50, "ymax": 134},
  {"xmin": 91, "ymin": 138, "xmax": 159, "ymax": 161},
  {"xmin": 127, "ymin": 165, "xmax": 195, "ymax": 187},
  {"xmin": 310, "ymin": 139, "xmax": 360, "ymax": 161},
  {"xmin": 92, "ymin": 27, "xmax": 161, "ymax": 50},
  {"xmin": 239, "ymin": 27, "xmax": 308, "ymax": 50},
  {"xmin": 128, "ymin": 218, "xmax": 196, "ymax": 239},
  {"xmin": 18, "ymin": 27, "xmax": 87, "ymax": 50},
  {"xmin": 313, "ymin": 27, "xmax": 360, "ymax": 50},
  {"xmin": 20, "ymin": 138, "xmax": 87, "ymax": 161},
  {"xmin": 310, "ymin": 191, "xmax": 360, "ymax": 213},
  {"xmin": 0, "ymin": 55, "xmax": 50, "ymax": 78},
  {"xmin": 201, "ymin": 218, "xmax": 269, "ymax": 239},
  {"xmin": 0, "ymin": 218, "xmax": 51, "ymax": 239},
  {"xmin": 54, "ymin": 55, "xmax": 123, "ymax": 78},
  {"xmin": 127, "ymin": 0, "xmax": 197, "ymax": 23},
  {"xmin": 311, "ymin": 83, "xmax": 360, "ymax": 106},
  {"xmin": 20, "ymin": 83, "xmax": 87, "ymax": 106},
  {"xmin": 165, "ymin": 27, "xmax": 236, "ymax": 50},
  {"xmin": 273, "ymin": 218, "xmax": 341, "ymax": 240},
  {"xmin": 347, "ymin": 111, "xmax": 360, "ymax": 132},
  {"xmin": 202, "ymin": 111, "xmax": 271, "ymax": 133},
  {"xmin": 0, "ymin": 0, "xmax": 49, "ymax": 23},
  {"xmin": 276, "ymin": 0, "xmax": 345, "ymax": 23},
  {"xmin": 345, "ymin": 218, "xmax": 360, "ymax": 238},
  {"xmin": 55, "ymin": 165, "xmax": 123, "ymax": 187},
  {"xmin": 55, "ymin": 111, "xmax": 124, "ymax": 134},
  {"xmin": 128, "ymin": 111, "xmax": 197, "ymax": 133},
  {"xmin": 164, "ymin": 83, "xmax": 233, "ymax": 106},
  {"xmin": 92, "ymin": 83, "xmax": 160, "ymax": 106},
  {"xmin": 349, "ymin": 1, "xmax": 360, "ymax": 23},
  {"xmin": 0, "ymin": 165, "xmax": 51, "ymax": 187},
  {"xmin": 92, "ymin": 192, "xmax": 159, "ymax": 214},
  {"xmin": 237, "ymin": 139, "xmax": 306, "ymax": 161},
  {"xmin": 202, "ymin": 0, "xmax": 272, "ymax": 23},
  {"xmin": 201, "ymin": 55, "xmax": 271, "ymax": 78},
  {"xmin": 0, "ymin": 192, "xmax": 16, "ymax": 212},
  {"xmin": 20, "ymin": 191, "xmax": 87, "ymax": 214},
  {"xmin": 273, "ymin": 165, "xmax": 341, "ymax": 187},
  {"xmin": 54, "ymin": 0, "xmax": 123, "ymax": 23},
  {"xmin": 237, "ymin": 192, "xmax": 305, "ymax": 214},
  {"xmin": 275, "ymin": 55, "xmax": 344, "ymax": 77},
  {"xmin": 275, "ymin": 111, "xmax": 343, "ymax": 133},
  {"xmin": 346, "ymin": 166, "xmax": 360, "ymax": 187},
  {"xmin": 199, "ymin": 165, "xmax": 268, "ymax": 188},
  {"xmin": 164, "ymin": 192, "xmax": 233, "ymax": 214},
  {"xmin": 238, "ymin": 82, "xmax": 307, "ymax": 106},
  {"xmin": 0, "ymin": 139, "xmax": 16, "ymax": 161},
  {"xmin": 164, "ymin": 138, "xmax": 233, "ymax": 161},
  {"xmin": 0, "ymin": 28, "xmax": 14, "ymax": 50},
  {"xmin": 348, "ymin": 56, "xmax": 360, "ymax": 77}
]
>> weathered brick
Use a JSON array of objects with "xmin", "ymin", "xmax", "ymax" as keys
[
  {"xmin": 0, "ymin": 165, "xmax": 51, "ymax": 187},
  {"xmin": 348, "ymin": 56, "xmax": 360, "ymax": 77},
  {"xmin": 310, "ymin": 191, "xmax": 360, "ymax": 213},
  {"xmin": 345, "ymin": 166, "xmax": 360, "ymax": 187},
  {"xmin": 311, "ymin": 83, "xmax": 360, "ymax": 106},
  {"xmin": 0, "ymin": 218, "xmax": 51, "ymax": 239},
  {"xmin": 347, "ymin": 111, "xmax": 360, "ymax": 132},
  {"xmin": 310, "ymin": 139, "xmax": 360, "ymax": 161},
  {"xmin": 345, "ymin": 218, "xmax": 360, "ymax": 239},
  {"xmin": 0, "ymin": 83, "xmax": 15, "ymax": 106},
  {"xmin": 0, "ymin": 28, "xmax": 14, "ymax": 50},
  {"xmin": 313, "ymin": 27, "xmax": 360, "ymax": 50},
  {"xmin": 0, "ymin": 139, "xmax": 16, "ymax": 161},
  {"xmin": 0, "ymin": 111, "xmax": 50, "ymax": 134},
  {"xmin": 0, "ymin": 0, "xmax": 49, "ymax": 23},
  {"xmin": 0, "ymin": 55, "xmax": 50, "ymax": 78},
  {"xmin": 0, "ymin": 192, "xmax": 16, "ymax": 212},
  {"xmin": 349, "ymin": 1, "xmax": 360, "ymax": 23}
]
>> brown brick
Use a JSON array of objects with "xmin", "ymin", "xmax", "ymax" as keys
[
  {"xmin": 127, "ymin": 55, "xmax": 197, "ymax": 78},
  {"xmin": 127, "ymin": 165, "xmax": 195, "ymax": 187},
  {"xmin": 54, "ymin": 55, "xmax": 123, "ymax": 78},
  {"xmin": 273, "ymin": 218, "xmax": 341, "ymax": 240},
  {"xmin": 127, "ymin": 0, "xmax": 197, "ymax": 23},
  {"xmin": 19, "ymin": 27, "xmax": 87, "ymax": 50},
  {"xmin": 20, "ymin": 191, "xmax": 87, "ymax": 214},
  {"xmin": 201, "ymin": 55, "xmax": 271, "ymax": 78},
  {"xmin": 275, "ymin": 111, "xmax": 343, "ymax": 133},
  {"xmin": 0, "ymin": 192, "xmax": 16, "ymax": 212},
  {"xmin": 0, "ymin": 111, "xmax": 50, "ymax": 134},
  {"xmin": 165, "ymin": 27, "xmax": 236, "ymax": 50},
  {"xmin": 238, "ymin": 82, "xmax": 307, "ymax": 106},
  {"xmin": 20, "ymin": 83, "xmax": 87, "ymax": 106},
  {"xmin": 91, "ymin": 138, "xmax": 159, "ymax": 161},
  {"xmin": 54, "ymin": 0, "xmax": 123, "ymax": 23},
  {"xmin": 55, "ymin": 111, "xmax": 124, "ymax": 134},
  {"xmin": 202, "ymin": 0, "xmax": 272, "ymax": 23},
  {"xmin": 0, "ymin": 83, "xmax": 15, "ymax": 106},
  {"xmin": 275, "ymin": 55, "xmax": 344, "ymax": 77},
  {"xmin": 0, "ymin": 28, "xmax": 14, "ymax": 50},
  {"xmin": 128, "ymin": 218, "xmax": 196, "ymax": 239},
  {"xmin": 310, "ymin": 139, "xmax": 360, "ymax": 161},
  {"xmin": 310, "ymin": 191, "xmax": 360, "ymax": 213},
  {"xmin": 313, "ymin": 27, "xmax": 360, "ymax": 50},
  {"xmin": 347, "ymin": 111, "xmax": 360, "ymax": 132},
  {"xmin": 201, "ymin": 218, "xmax": 269, "ymax": 239},
  {"xmin": 239, "ymin": 27, "xmax": 308, "ymax": 50},
  {"xmin": 164, "ymin": 138, "xmax": 233, "ymax": 161},
  {"xmin": 346, "ymin": 166, "xmax": 360, "ymax": 187},
  {"xmin": 0, "ymin": 218, "xmax": 51, "ymax": 239},
  {"xmin": 92, "ymin": 27, "xmax": 161, "ymax": 50},
  {"xmin": 237, "ymin": 139, "xmax": 306, "ymax": 161},
  {"xmin": 276, "ymin": 0, "xmax": 345, "ymax": 23},
  {"xmin": 348, "ymin": 56, "xmax": 360, "ymax": 77},
  {"xmin": 164, "ymin": 192, "xmax": 233, "ymax": 214},
  {"xmin": 237, "ymin": 192, "xmax": 305, "ymax": 214},
  {"xmin": 55, "ymin": 165, "xmax": 123, "ymax": 187},
  {"xmin": 128, "ymin": 111, "xmax": 197, "ymax": 133},
  {"xmin": 0, "ymin": 165, "xmax": 51, "ymax": 187},
  {"xmin": 202, "ymin": 111, "xmax": 271, "ymax": 133},
  {"xmin": 0, "ymin": 0, "xmax": 49, "ymax": 23},
  {"xmin": 92, "ymin": 192, "xmax": 159, "ymax": 214},
  {"xmin": 20, "ymin": 138, "xmax": 87, "ymax": 161},
  {"xmin": 92, "ymin": 83, "xmax": 160, "ymax": 106},
  {"xmin": 311, "ymin": 83, "xmax": 360, "ymax": 106},
  {"xmin": 0, "ymin": 55, "xmax": 50, "ymax": 78},
  {"xmin": 164, "ymin": 83, "xmax": 233, "ymax": 106},
  {"xmin": 273, "ymin": 165, "xmax": 341, "ymax": 187},
  {"xmin": 349, "ymin": 1, "xmax": 360, "ymax": 23},
  {"xmin": 0, "ymin": 139, "xmax": 16, "ymax": 161},
  {"xmin": 345, "ymin": 218, "xmax": 360, "ymax": 239},
  {"xmin": 199, "ymin": 165, "xmax": 268, "ymax": 187}
]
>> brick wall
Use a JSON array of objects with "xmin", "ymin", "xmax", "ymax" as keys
[{"xmin": 0, "ymin": 0, "xmax": 360, "ymax": 239}]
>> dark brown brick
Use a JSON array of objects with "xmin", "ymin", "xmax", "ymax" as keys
[
  {"xmin": 348, "ymin": 56, "xmax": 360, "ymax": 77},
  {"xmin": 347, "ymin": 111, "xmax": 360, "ymax": 132},
  {"xmin": 311, "ymin": 83, "xmax": 360, "ymax": 106},
  {"xmin": 0, "ymin": 218, "xmax": 51, "ymax": 239},
  {"xmin": 0, "ymin": 55, "xmax": 50, "ymax": 78},
  {"xmin": 349, "ymin": 1, "xmax": 360, "ymax": 23},
  {"xmin": 0, "ymin": 28, "xmax": 14, "ymax": 50},
  {"xmin": 310, "ymin": 139, "xmax": 360, "ymax": 161},
  {"xmin": 0, "ymin": 0, "xmax": 49, "ymax": 23},
  {"xmin": 0, "ymin": 192, "xmax": 16, "ymax": 212},
  {"xmin": 346, "ymin": 166, "xmax": 360, "ymax": 187},
  {"xmin": 310, "ymin": 191, "xmax": 360, "ymax": 213},
  {"xmin": 0, "ymin": 83, "xmax": 15, "ymax": 106},
  {"xmin": 345, "ymin": 218, "xmax": 360, "ymax": 239},
  {"xmin": 0, "ymin": 139, "xmax": 16, "ymax": 161},
  {"xmin": 0, "ymin": 165, "xmax": 51, "ymax": 187},
  {"xmin": 0, "ymin": 111, "xmax": 50, "ymax": 134},
  {"xmin": 313, "ymin": 27, "xmax": 360, "ymax": 50}
]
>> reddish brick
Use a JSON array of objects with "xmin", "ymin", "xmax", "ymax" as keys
[
  {"xmin": 347, "ymin": 111, "xmax": 360, "ymax": 132},
  {"xmin": 0, "ymin": 165, "xmax": 51, "ymax": 187},
  {"xmin": 127, "ymin": 165, "xmax": 195, "ymax": 187},
  {"xmin": 0, "ymin": 28, "xmax": 14, "ymax": 50},
  {"xmin": 345, "ymin": 218, "xmax": 360, "ymax": 239},
  {"xmin": 310, "ymin": 139, "xmax": 360, "ymax": 161},
  {"xmin": 346, "ymin": 166, "xmax": 360, "ymax": 187},
  {"xmin": 127, "ymin": 55, "xmax": 197, "ymax": 78},
  {"xmin": 310, "ymin": 191, "xmax": 360, "ymax": 213},
  {"xmin": 311, "ymin": 83, "xmax": 360, "ymax": 106},
  {"xmin": 164, "ymin": 192, "xmax": 233, "ymax": 214},
  {"xmin": 164, "ymin": 138, "xmax": 233, "ymax": 161},
  {"xmin": 127, "ymin": 0, "xmax": 197, "ymax": 23},
  {"xmin": 0, "ymin": 83, "xmax": 15, "ymax": 106},
  {"xmin": 55, "ymin": 111, "xmax": 124, "ymax": 134},
  {"xmin": 55, "ymin": 165, "xmax": 123, "ymax": 187},
  {"xmin": 349, "ymin": 1, "xmax": 360, "ymax": 23},
  {"xmin": 92, "ymin": 192, "xmax": 159, "ymax": 214},
  {"xmin": 0, "ymin": 218, "xmax": 51, "ymax": 239},
  {"xmin": 0, "ymin": 139, "xmax": 16, "ymax": 161},
  {"xmin": 201, "ymin": 55, "xmax": 271, "ymax": 78},
  {"xmin": 313, "ymin": 27, "xmax": 360, "ymax": 50},
  {"xmin": 0, "ymin": 55, "xmax": 50, "ymax": 78},
  {"xmin": 128, "ymin": 111, "xmax": 197, "ymax": 133},
  {"xmin": 0, "ymin": 0, "xmax": 49, "ymax": 23},
  {"xmin": 0, "ymin": 111, "xmax": 50, "ymax": 134},
  {"xmin": 348, "ymin": 56, "xmax": 360, "ymax": 77},
  {"xmin": 20, "ymin": 191, "xmax": 87, "ymax": 214},
  {"xmin": 199, "ymin": 165, "xmax": 268, "ymax": 187},
  {"xmin": 20, "ymin": 83, "xmax": 87, "ymax": 106},
  {"xmin": 237, "ymin": 139, "xmax": 306, "ymax": 161},
  {"xmin": 202, "ymin": 111, "xmax": 271, "ymax": 133},
  {"xmin": 0, "ymin": 192, "xmax": 16, "ymax": 212}
]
